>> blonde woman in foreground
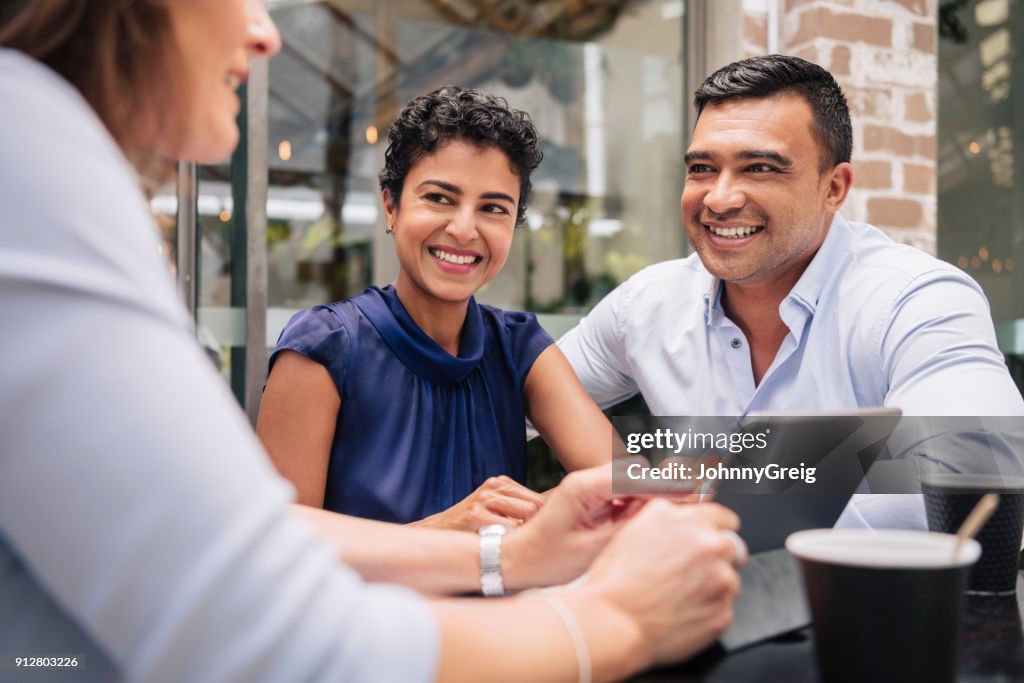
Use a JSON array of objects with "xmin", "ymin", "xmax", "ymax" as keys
[{"xmin": 0, "ymin": 2, "xmax": 743, "ymax": 681}]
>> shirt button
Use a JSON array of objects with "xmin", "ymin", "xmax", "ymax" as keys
[{"xmin": 730, "ymin": 338, "xmax": 742, "ymax": 349}]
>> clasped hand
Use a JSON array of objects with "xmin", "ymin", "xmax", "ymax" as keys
[{"xmin": 412, "ymin": 475, "xmax": 546, "ymax": 531}]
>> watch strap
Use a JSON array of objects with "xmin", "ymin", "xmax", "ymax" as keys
[{"xmin": 478, "ymin": 524, "xmax": 507, "ymax": 597}]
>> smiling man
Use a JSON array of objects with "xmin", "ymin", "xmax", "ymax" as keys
[{"xmin": 559, "ymin": 55, "xmax": 1024, "ymax": 528}]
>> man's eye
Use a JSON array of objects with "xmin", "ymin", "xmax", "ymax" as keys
[
  {"xmin": 687, "ymin": 164, "xmax": 713, "ymax": 174},
  {"xmin": 747, "ymin": 164, "xmax": 778, "ymax": 173}
]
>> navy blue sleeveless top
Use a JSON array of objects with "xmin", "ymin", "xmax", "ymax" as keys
[{"xmin": 270, "ymin": 285, "xmax": 554, "ymax": 523}]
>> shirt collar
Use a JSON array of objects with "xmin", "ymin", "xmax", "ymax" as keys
[
  {"xmin": 700, "ymin": 213, "xmax": 854, "ymax": 328},
  {"xmin": 702, "ymin": 272, "xmax": 724, "ymax": 326},
  {"xmin": 786, "ymin": 212, "xmax": 854, "ymax": 315}
]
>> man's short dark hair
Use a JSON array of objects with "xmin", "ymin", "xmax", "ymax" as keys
[
  {"xmin": 693, "ymin": 54, "xmax": 852, "ymax": 172},
  {"xmin": 379, "ymin": 86, "xmax": 542, "ymax": 227}
]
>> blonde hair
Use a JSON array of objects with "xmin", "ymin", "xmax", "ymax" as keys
[{"xmin": 0, "ymin": 0, "xmax": 186, "ymax": 191}]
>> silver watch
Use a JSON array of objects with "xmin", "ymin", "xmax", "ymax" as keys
[{"xmin": 478, "ymin": 524, "xmax": 508, "ymax": 597}]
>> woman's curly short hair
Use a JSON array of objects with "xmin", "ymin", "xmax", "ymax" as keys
[{"xmin": 379, "ymin": 86, "xmax": 543, "ymax": 227}]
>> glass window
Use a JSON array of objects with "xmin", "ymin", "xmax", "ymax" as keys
[
  {"xmin": 152, "ymin": 123, "xmax": 253, "ymax": 399},
  {"xmin": 163, "ymin": 1, "xmax": 689, "ymax": 475},
  {"xmin": 937, "ymin": 0, "xmax": 1023, "ymax": 390},
  {"xmin": 263, "ymin": 0, "xmax": 688, "ymax": 340}
]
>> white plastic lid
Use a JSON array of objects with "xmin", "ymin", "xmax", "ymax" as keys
[
  {"xmin": 786, "ymin": 529, "xmax": 981, "ymax": 568},
  {"xmin": 920, "ymin": 473, "xmax": 1024, "ymax": 492}
]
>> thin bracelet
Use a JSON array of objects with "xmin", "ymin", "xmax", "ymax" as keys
[{"xmin": 538, "ymin": 593, "xmax": 592, "ymax": 683}]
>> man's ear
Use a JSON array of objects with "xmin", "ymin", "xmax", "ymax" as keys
[{"xmin": 824, "ymin": 162, "xmax": 853, "ymax": 213}]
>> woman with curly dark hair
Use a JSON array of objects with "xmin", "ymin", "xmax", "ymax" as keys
[{"xmin": 258, "ymin": 86, "xmax": 612, "ymax": 529}]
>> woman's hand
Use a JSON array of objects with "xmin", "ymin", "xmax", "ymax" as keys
[
  {"xmin": 412, "ymin": 476, "xmax": 545, "ymax": 531},
  {"xmin": 499, "ymin": 462, "xmax": 716, "ymax": 592},
  {"xmin": 500, "ymin": 465, "xmax": 645, "ymax": 590}
]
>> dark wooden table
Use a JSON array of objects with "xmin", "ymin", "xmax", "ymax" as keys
[{"xmin": 631, "ymin": 574, "xmax": 1024, "ymax": 681}]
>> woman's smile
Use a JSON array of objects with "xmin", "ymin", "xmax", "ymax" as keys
[
  {"xmin": 385, "ymin": 140, "xmax": 519, "ymax": 324},
  {"xmin": 429, "ymin": 245, "xmax": 484, "ymax": 272}
]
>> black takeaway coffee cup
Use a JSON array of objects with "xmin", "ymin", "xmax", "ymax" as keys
[{"xmin": 787, "ymin": 529, "xmax": 980, "ymax": 683}]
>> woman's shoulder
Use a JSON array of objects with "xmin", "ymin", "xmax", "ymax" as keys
[
  {"xmin": 316, "ymin": 296, "xmax": 366, "ymax": 322},
  {"xmin": 270, "ymin": 300, "xmax": 365, "ymax": 373},
  {"xmin": 1, "ymin": 50, "xmax": 131, "ymax": 183},
  {"xmin": 477, "ymin": 302, "xmax": 554, "ymax": 370},
  {"xmin": 0, "ymin": 50, "xmax": 188, "ymax": 330},
  {"xmin": 478, "ymin": 302, "xmax": 545, "ymax": 335},
  {"xmin": 0, "ymin": 50, "xmax": 152, "ymax": 246}
]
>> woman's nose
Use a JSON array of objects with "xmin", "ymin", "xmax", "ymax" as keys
[
  {"xmin": 246, "ymin": 0, "xmax": 282, "ymax": 58},
  {"xmin": 446, "ymin": 209, "xmax": 479, "ymax": 243}
]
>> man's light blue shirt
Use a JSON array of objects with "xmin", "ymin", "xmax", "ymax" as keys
[
  {"xmin": 560, "ymin": 215, "xmax": 1024, "ymax": 527},
  {"xmin": 561, "ymin": 214, "xmax": 1022, "ymax": 416}
]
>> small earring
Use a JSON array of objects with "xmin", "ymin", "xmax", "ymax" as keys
[{"xmin": 386, "ymin": 223, "xmax": 395, "ymax": 234}]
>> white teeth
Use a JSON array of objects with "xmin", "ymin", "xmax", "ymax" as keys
[
  {"xmin": 226, "ymin": 74, "xmax": 240, "ymax": 89},
  {"xmin": 430, "ymin": 248, "xmax": 479, "ymax": 265},
  {"xmin": 707, "ymin": 225, "xmax": 761, "ymax": 238}
]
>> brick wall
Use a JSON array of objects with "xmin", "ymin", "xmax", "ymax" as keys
[
  {"xmin": 742, "ymin": 0, "xmax": 770, "ymax": 57},
  {"xmin": 738, "ymin": 0, "xmax": 939, "ymax": 253}
]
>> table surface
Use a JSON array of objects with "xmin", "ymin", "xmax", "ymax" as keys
[{"xmin": 631, "ymin": 574, "xmax": 1024, "ymax": 682}]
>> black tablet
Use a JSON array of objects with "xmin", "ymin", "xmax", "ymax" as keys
[{"xmin": 716, "ymin": 408, "xmax": 902, "ymax": 652}]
